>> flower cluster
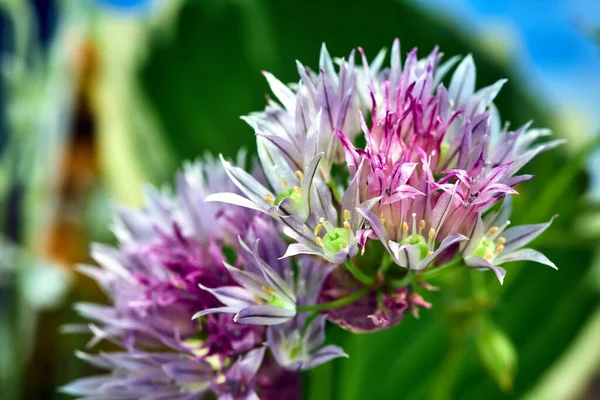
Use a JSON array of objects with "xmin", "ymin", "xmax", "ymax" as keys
[{"xmin": 65, "ymin": 40, "xmax": 560, "ymax": 398}]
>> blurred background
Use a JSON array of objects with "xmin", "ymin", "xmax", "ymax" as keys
[{"xmin": 0, "ymin": 0, "xmax": 599, "ymax": 399}]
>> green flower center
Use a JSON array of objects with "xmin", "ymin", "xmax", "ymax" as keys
[
  {"xmin": 267, "ymin": 294, "xmax": 286, "ymax": 308},
  {"xmin": 400, "ymin": 234, "xmax": 429, "ymax": 259},
  {"xmin": 275, "ymin": 188, "xmax": 303, "ymax": 209},
  {"xmin": 472, "ymin": 238, "xmax": 497, "ymax": 258},
  {"xmin": 439, "ymin": 142, "xmax": 450, "ymax": 166},
  {"xmin": 289, "ymin": 343, "xmax": 303, "ymax": 360},
  {"xmin": 323, "ymin": 228, "xmax": 352, "ymax": 253}
]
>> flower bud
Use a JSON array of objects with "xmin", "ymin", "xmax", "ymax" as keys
[{"xmin": 476, "ymin": 322, "xmax": 517, "ymax": 392}]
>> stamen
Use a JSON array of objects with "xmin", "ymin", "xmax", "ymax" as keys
[
  {"xmin": 489, "ymin": 220, "xmax": 511, "ymax": 240},
  {"xmin": 340, "ymin": 244, "xmax": 346, "ymax": 250},
  {"xmin": 380, "ymin": 212, "xmax": 386, "ymax": 227},
  {"xmin": 282, "ymin": 178, "xmax": 288, "ymax": 187},
  {"xmin": 295, "ymin": 170, "xmax": 304, "ymax": 182},
  {"xmin": 428, "ymin": 228, "xmax": 435, "ymax": 239},
  {"xmin": 265, "ymin": 194, "xmax": 275, "ymax": 204},
  {"xmin": 497, "ymin": 236, "xmax": 505, "ymax": 245},
  {"xmin": 253, "ymin": 295, "xmax": 263, "ymax": 304},
  {"xmin": 419, "ymin": 219, "xmax": 426, "ymax": 233},
  {"xmin": 262, "ymin": 286, "xmax": 275, "ymax": 295},
  {"xmin": 316, "ymin": 237, "xmax": 324, "ymax": 247},
  {"xmin": 344, "ymin": 221, "xmax": 352, "ymax": 230},
  {"xmin": 411, "ymin": 213, "xmax": 417, "ymax": 236},
  {"xmin": 427, "ymin": 251, "xmax": 433, "ymax": 257},
  {"xmin": 294, "ymin": 186, "xmax": 302, "ymax": 194},
  {"xmin": 496, "ymin": 245, "xmax": 504, "ymax": 254},
  {"xmin": 402, "ymin": 221, "xmax": 409, "ymax": 233},
  {"xmin": 343, "ymin": 209, "xmax": 351, "ymax": 221},
  {"xmin": 488, "ymin": 226, "xmax": 499, "ymax": 235},
  {"xmin": 314, "ymin": 223, "xmax": 323, "ymax": 236},
  {"xmin": 484, "ymin": 253, "xmax": 494, "ymax": 260}
]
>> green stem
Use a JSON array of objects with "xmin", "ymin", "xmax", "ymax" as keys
[
  {"xmin": 378, "ymin": 253, "xmax": 394, "ymax": 275},
  {"xmin": 388, "ymin": 270, "xmax": 417, "ymax": 287},
  {"xmin": 301, "ymin": 312, "xmax": 320, "ymax": 334},
  {"xmin": 344, "ymin": 261, "xmax": 375, "ymax": 286},
  {"xmin": 296, "ymin": 286, "xmax": 372, "ymax": 312},
  {"xmin": 416, "ymin": 258, "xmax": 463, "ymax": 282}
]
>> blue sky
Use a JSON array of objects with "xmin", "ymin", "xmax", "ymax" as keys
[{"xmin": 416, "ymin": 0, "xmax": 600, "ymax": 131}]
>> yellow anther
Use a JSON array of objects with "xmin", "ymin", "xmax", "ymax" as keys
[
  {"xmin": 265, "ymin": 194, "xmax": 275, "ymax": 204},
  {"xmin": 497, "ymin": 236, "xmax": 506, "ymax": 245},
  {"xmin": 488, "ymin": 226, "xmax": 499, "ymax": 235},
  {"xmin": 282, "ymin": 178, "xmax": 288, "ymax": 187},
  {"xmin": 294, "ymin": 186, "xmax": 302, "ymax": 194},
  {"xmin": 215, "ymin": 373, "xmax": 226, "ymax": 384},
  {"xmin": 484, "ymin": 253, "xmax": 494, "ymax": 260},
  {"xmin": 340, "ymin": 244, "xmax": 346, "ymax": 250},
  {"xmin": 402, "ymin": 222, "xmax": 409, "ymax": 233},
  {"xmin": 428, "ymin": 228, "xmax": 435, "ymax": 239},
  {"xmin": 314, "ymin": 223, "xmax": 323, "ymax": 236},
  {"xmin": 344, "ymin": 221, "xmax": 352, "ymax": 230},
  {"xmin": 316, "ymin": 237, "xmax": 324, "ymax": 247},
  {"xmin": 427, "ymin": 251, "xmax": 433, "ymax": 257},
  {"xmin": 496, "ymin": 245, "xmax": 504, "ymax": 254},
  {"xmin": 295, "ymin": 170, "xmax": 304, "ymax": 182},
  {"xmin": 262, "ymin": 286, "xmax": 275, "ymax": 295},
  {"xmin": 253, "ymin": 295, "xmax": 263, "ymax": 304},
  {"xmin": 419, "ymin": 219, "xmax": 426, "ymax": 232},
  {"xmin": 343, "ymin": 209, "xmax": 351, "ymax": 221}
]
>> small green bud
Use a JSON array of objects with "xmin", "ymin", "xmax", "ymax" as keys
[
  {"xmin": 400, "ymin": 234, "xmax": 429, "ymax": 258},
  {"xmin": 472, "ymin": 238, "xmax": 496, "ymax": 259},
  {"xmin": 323, "ymin": 228, "xmax": 352, "ymax": 254},
  {"xmin": 267, "ymin": 294, "xmax": 286, "ymax": 308},
  {"xmin": 476, "ymin": 323, "xmax": 517, "ymax": 392},
  {"xmin": 439, "ymin": 142, "xmax": 450, "ymax": 165},
  {"xmin": 275, "ymin": 188, "xmax": 303, "ymax": 209}
]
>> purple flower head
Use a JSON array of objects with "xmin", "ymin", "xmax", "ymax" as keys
[
  {"xmin": 66, "ymin": 154, "xmax": 302, "ymax": 398},
  {"xmin": 331, "ymin": 40, "xmax": 560, "ymax": 278}
]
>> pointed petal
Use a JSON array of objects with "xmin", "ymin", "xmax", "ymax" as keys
[
  {"xmin": 197, "ymin": 284, "xmax": 255, "ymax": 309},
  {"xmin": 383, "ymin": 185, "xmax": 425, "ymax": 204},
  {"xmin": 192, "ymin": 306, "xmax": 240, "ymax": 320},
  {"xmin": 237, "ymin": 347, "xmax": 266, "ymax": 379},
  {"xmin": 355, "ymin": 208, "xmax": 390, "ymax": 251},
  {"xmin": 234, "ymin": 305, "xmax": 296, "ymax": 325},
  {"xmin": 281, "ymin": 243, "xmax": 324, "ymax": 259},
  {"xmin": 204, "ymin": 192, "xmax": 268, "ymax": 214},
  {"xmin": 219, "ymin": 155, "xmax": 272, "ymax": 209},
  {"xmin": 262, "ymin": 71, "xmax": 296, "ymax": 112},
  {"xmin": 304, "ymin": 345, "xmax": 348, "ymax": 370},
  {"xmin": 162, "ymin": 360, "xmax": 213, "ymax": 384},
  {"xmin": 465, "ymin": 257, "xmax": 506, "ymax": 284},
  {"xmin": 222, "ymin": 262, "xmax": 269, "ymax": 296},
  {"xmin": 501, "ymin": 216, "xmax": 556, "ymax": 254},
  {"xmin": 388, "ymin": 242, "xmax": 422, "ymax": 270},
  {"xmin": 449, "ymin": 54, "xmax": 475, "ymax": 108},
  {"xmin": 419, "ymin": 233, "xmax": 468, "ymax": 270},
  {"xmin": 495, "ymin": 248, "xmax": 557, "ymax": 269},
  {"xmin": 250, "ymin": 241, "xmax": 296, "ymax": 304}
]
